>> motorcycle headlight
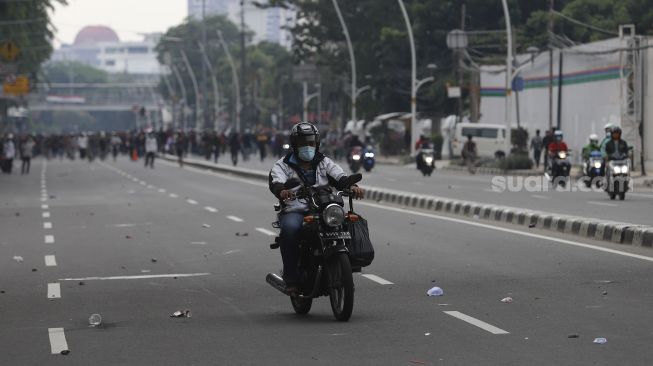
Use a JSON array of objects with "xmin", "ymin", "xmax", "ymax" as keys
[
  {"xmin": 613, "ymin": 166, "xmax": 622, "ymax": 174},
  {"xmin": 365, "ymin": 152, "xmax": 374, "ymax": 158},
  {"xmin": 558, "ymin": 152, "xmax": 567, "ymax": 159},
  {"xmin": 593, "ymin": 161, "xmax": 602, "ymax": 169},
  {"xmin": 352, "ymin": 154, "xmax": 361, "ymax": 161},
  {"xmin": 425, "ymin": 157, "xmax": 433, "ymax": 163},
  {"xmin": 323, "ymin": 204, "xmax": 345, "ymax": 227},
  {"xmin": 283, "ymin": 144, "xmax": 290, "ymax": 149},
  {"xmin": 622, "ymin": 165, "xmax": 629, "ymax": 174}
]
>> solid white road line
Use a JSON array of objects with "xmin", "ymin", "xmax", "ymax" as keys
[
  {"xmin": 47, "ymin": 283, "xmax": 61, "ymax": 299},
  {"xmin": 444, "ymin": 311, "xmax": 509, "ymax": 335},
  {"xmin": 43, "ymin": 222, "xmax": 52, "ymax": 229},
  {"xmin": 361, "ymin": 274, "xmax": 394, "ymax": 285},
  {"xmin": 186, "ymin": 199, "xmax": 198, "ymax": 205},
  {"xmin": 42, "ymin": 212, "xmax": 50, "ymax": 218},
  {"xmin": 255, "ymin": 227, "xmax": 277, "ymax": 236},
  {"xmin": 165, "ymin": 158, "xmax": 653, "ymax": 264},
  {"xmin": 227, "ymin": 215, "xmax": 243, "ymax": 222},
  {"xmin": 204, "ymin": 206, "xmax": 218, "ymax": 213},
  {"xmin": 41, "ymin": 204, "xmax": 49, "ymax": 209},
  {"xmin": 588, "ymin": 201, "xmax": 618, "ymax": 207},
  {"xmin": 58, "ymin": 273, "xmax": 211, "ymax": 281},
  {"xmin": 359, "ymin": 201, "xmax": 653, "ymax": 264},
  {"xmin": 45, "ymin": 255, "xmax": 57, "ymax": 267},
  {"xmin": 48, "ymin": 328, "xmax": 69, "ymax": 354},
  {"xmin": 169, "ymin": 193, "xmax": 178, "ymax": 198},
  {"xmin": 531, "ymin": 194, "xmax": 551, "ymax": 200},
  {"xmin": 44, "ymin": 235, "xmax": 55, "ymax": 244}
]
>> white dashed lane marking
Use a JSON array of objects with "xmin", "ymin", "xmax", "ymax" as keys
[
  {"xmin": 48, "ymin": 328, "xmax": 69, "ymax": 354},
  {"xmin": 588, "ymin": 201, "xmax": 618, "ymax": 207},
  {"xmin": 169, "ymin": 193, "xmax": 178, "ymax": 198},
  {"xmin": 255, "ymin": 228, "xmax": 277, "ymax": 236},
  {"xmin": 204, "ymin": 206, "xmax": 218, "ymax": 213},
  {"xmin": 44, "ymin": 235, "xmax": 55, "ymax": 244},
  {"xmin": 444, "ymin": 311, "xmax": 509, "ymax": 335},
  {"xmin": 47, "ymin": 283, "xmax": 61, "ymax": 299},
  {"xmin": 45, "ymin": 255, "xmax": 57, "ymax": 267},
  {"xmin": 361, "ymin": 274, "xmax": 394, "ymax": 285},
  {"xmin": 58, "ymin": 273, "xmax": 210, "ymax": 281},
  {"xmin": 43, "ymin": 222, "xmax": 52, "ymax": 229},
  {"xmin": 41, "ymin": 204, "xmax": 49, "ymax": 209},
  {"xmin": 42, "ymin": 212, "xmax": 50, "ymax": 218},
  {"xmin": 158, "ymin": 188, "xmax": 166, "ymax": 193},
  {"xmin": 227, "ymin": 215, "xmax": 243, "ymax": 222},
  {"xmin": 186, "ymin": 199, "xmax": 198, "ymax": 205}
]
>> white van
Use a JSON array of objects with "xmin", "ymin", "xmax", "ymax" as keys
[{"xmin": 452, "ymin": 123, "xmax": 506, "ymax": 158}]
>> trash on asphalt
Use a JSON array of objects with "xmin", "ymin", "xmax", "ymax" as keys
[
  {"xmin": 31, "ymin": 268, "xmax": 37, "ymax": 272},
  {"xmin": 427, "ymin": 286, "xmax": 444, "ymax": 296},
  {"xmin": 88, "ymin": 313, "xmax": 102, "ymax": 327},
  {"xmin": 170, "ymin": 309, "xmax": 192, "ymax": 318},
  {"xmin": 235, "ymin": 232, "xmax": 249, "ymax": 236},
  {"xmin": 529, "ymin": 224, "xmax": 536, "ymax": 228},
  {"xmin": 125, "ymin": 235, "xmax": 132, "ymax": 239},
  {"xmin": 202, "ymin": 223, "xmax": 211, "ymax": 228},
  {"xmin": 568, "ymin": 334, "xmax": 579, "ymax": 338},
  {"xmin": 150, "ymin": 258, "xmax": 157, "ymax": 263},
  {"xmin": 49, "ymin": 195, "xmax": 56, "ymax": 199},
  {"xmin": 602, "ymin": 290, "xmax": 608, "ymax": 295},
  {"xmin": 12, "ymin": 256, "xmax": 24, "ymax": 263},
  {"xmin": 78, "ymin": 281, "xmax": 85, "ymax": 286},
  {"xmin": 593, "ymin": 337, "xmax": 607, "ymax": 344},
  {"xmin": 500, "ymin": 297, "xmax": 513, "ymax": 303},
  {"xmin": 409, "ymin": 222, "xmax": 416, "ymax": 225},
  {"xmin": 15, "ymin": 212, "xmax": 19, "ymax": 217},
  {"xmin": 409, "ymin": 360, "xmax": 427, "ymax": 365},
  {"xmin": 0, "ymin": 290, "xmax": 5, "ymax": 294},
  {"xmin": 60, "ymin": 350, "xmax": 70, "ymax": 355},
  {"xmin": 424, "ymin": 332, "xmax": 431, "ymax": 336}
]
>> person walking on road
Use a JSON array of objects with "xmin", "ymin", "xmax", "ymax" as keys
[
  {"xmin": 110, "ymin": 132, "xmax": 122, "ymax": 162},
  {"xmin": 542, "ymin": 128, "xmax": 554, "ymax": 169},
  {"xmin": 20, "ymin": 135, "xmax": 35, "ymax": 175},
  {"xmin": 2, "ymin": 134, "xmax": 16, "ymax": 174},
  {"xmin": 461, "ymin": 135, "xmax": 477, "ymax": 174},
  {"xmin": 175, "ymin": 132, "xmax": 186, "ymax": 168},
  {"xmin": 229, "ymin": 131, "xmax": 241, "ymax": 166},
  {"xmin": 530, "ymin": 129, "xmax": 543, "ymax": 169},
  {"xmin": 144, "ymin": 131, "xmax": 158, "ymax": 168}
]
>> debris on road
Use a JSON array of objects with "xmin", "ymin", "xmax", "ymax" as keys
[
  {"xmin": 15, "ymin": 212, "xmax": 19, "ymax": 217},
  {"xmin": 529, "ymin": 224, "xmax": 536, "ymax": 228},
  {"xmin": 568, "ymin": 334, "xmax": 579, "ymax": 338},
  {"xmin": 88, "ymin": 313, "xmax": 102, "ymax": 327},
  {"xmin": 60, "ymin": 350, "xmax": 70, "ymax": 355},
  {"xmin": 125, "ymin": 235, "xmax": 133, "ymax": 239},
  {"xmin": 602, "ymin": 290, "xmax": 608, "ymax": 295},
  {"xmin": 409, "ymin": 222, "xmax": 416, "ymax": 225},
  {"xmin": 31, "ymin": 268, "xmax": 37, "ymax": 272},
  {"xmin": 170, "ymin": 309, "xmax": 192, "ymax": 318},
  {"xmin": 0, "ymin": 290, "xmax": 5, "ymax": 294},
  {"xmin": 424, "ymin": 332, "xmax": 430, "ymax": 336},
  {"xmin": 409, "ymin": 360, "xmax": 427, "ymax": 365},
  {"xmin": 500, "ymin": 297, "xmax": 513, "ymax": 303},
  {"xmin": 202, "ymin": 223, "xmax": 211, "ymax": 228},
  {"xmin": 12, "ymin": 256, "xmax": 24, "ymax": 263},
  {"xmin": 427, "ymin": 286, "xmax": 444, "ymax": 296},
  {"xmin": 235, "ymin": 232, "xmax": 249, "ymax": 237},
  {"xmin": 593, "ymin": 337, "xmax": 607, "ymax": 344},
  {"xmin": 49, "ymin": 195, "xmax": 56, "ymax": 199},
  {"xmin": 78, "ymin": 281, "xmax": 85, "ymax": 286},
  {"xmin": 150, "ymin": 258, "xmax": 157, "ymax": 263}
]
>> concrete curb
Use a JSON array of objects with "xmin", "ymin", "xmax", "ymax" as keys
[{"xmin": 162, "ymin": 154, "xmax": 653, "ymax": 248}]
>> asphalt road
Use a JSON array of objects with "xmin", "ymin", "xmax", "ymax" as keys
[
  {"xmin": 228, "ymin": 155, "xmax": 653, "ymax": 226},
  {"xmin": 1, "ymin": 156, "xmax": 653, "ymax": 365}
]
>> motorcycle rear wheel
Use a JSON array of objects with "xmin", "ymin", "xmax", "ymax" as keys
[{"xmin": 327, "ymin": 253, "xmax": 354, "ymax": 321}]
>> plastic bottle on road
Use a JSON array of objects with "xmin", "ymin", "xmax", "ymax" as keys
[{"xmin": 89, "ymin": 313, "xmax": 102, "ymax": 327}]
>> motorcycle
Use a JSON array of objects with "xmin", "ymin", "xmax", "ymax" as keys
[
  {"xmin": 583, "ymin": 150, "xmax": 604, "ymax": 188},
  {"xmin": 605, "ymin": 152, "xmax": 630, "ymax": 200},
  {"xmin": 362, "ymin": 145, "xmax": 375, "ymax": 172},
  {"xmin": 266, "ymin": 173, "xmax": 363, "ymax": 321},
  {"xmin": 416, "ymin": 147, "xmax": 435, "ymax": 176},
  {"xmin": 545, "ymin": 150, "xmax": 571, "ymax": 187},
  {"xmin": 349, "ymin": 146, "xmax": 363, "ymax": 173}
]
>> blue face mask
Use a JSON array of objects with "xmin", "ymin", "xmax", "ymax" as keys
[{"xmin": 297, "ymin": 146, "xmax": 316, "ymax": 161}]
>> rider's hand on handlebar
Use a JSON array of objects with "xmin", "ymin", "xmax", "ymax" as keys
[
  {"xmin": 279, "ymin": 189, "xmax": 293, "ymax": 201},
  {"xmin": 351, "ymin": 186, "xmax": 365, "ymax": 200}
]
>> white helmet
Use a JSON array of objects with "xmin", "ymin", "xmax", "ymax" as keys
[{"xmin": 589, "ymin": 134, "xmax": 599, "ymax": 143}]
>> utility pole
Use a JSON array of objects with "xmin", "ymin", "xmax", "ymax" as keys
[
  {"xmin": 201, "ymin": 0, "xmax": 208, "ymax": 130},
  {"xmin": 548, "ymin": 0, "xmax": 554, "ymax": 129},
  {"xmin": 240, "ymin": 0, "xmax": 247, "ymax": 130},
  {"xmin": 457, "ymin": 1, "xmax": 466, "ymax": 123}
]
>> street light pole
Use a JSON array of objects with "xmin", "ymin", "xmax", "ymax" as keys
[
  {"xmin": 198, "ymin": 41, "xmax": 222, "ymax": 131},
  {"xmin": 331, "ymin": 0, "xmax": 357, "ymax": 124},
  {"xmin": 217, "ymin": 30, "xmax": 241, "ymax": 132},
  {"xmin": 170, "ymin": 65, "xmax": 188, "ymax": 130},
  {"xmin": 501, "ymin": 0, "xmax": 513, "ymax": 156},
  {"xmin": 180, "ymin": 50, "xmax": 201, "ymax": 130},
  {"xmin": 201, "ymin": 0, "xmax": 208, "ymax": 130},
  {"xmin": 397, "ymin": 0, "xmax": 418, "ymax": 156}
]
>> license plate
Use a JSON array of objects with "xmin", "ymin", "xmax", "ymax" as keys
[{"xmin": 320, "ymin": 231, "xmax": 351, "ymax": 239}]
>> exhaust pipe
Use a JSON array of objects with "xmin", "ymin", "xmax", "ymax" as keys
[{"xmin": 266, "ymin": 273, "xmax": 288, "ymax": 295}]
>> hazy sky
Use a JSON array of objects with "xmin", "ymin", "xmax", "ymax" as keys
[{"xmin": 50, "ymin": 0, "xmax": 188, "ymax": 46}]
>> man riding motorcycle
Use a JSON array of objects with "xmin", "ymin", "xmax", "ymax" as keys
[
  {"xmin": 602, "ymin": 126, "xmax": 628, "ymax": 161},
  {"xmin": 548, "ymin": 131, "xmax": 568, "ymax": 160},
  {"xmin": 268, "ymin": 122, "xmax": 364, "ymax": 295},
  {"xmin": 599, "ymin": 123, "xmax": 615, "ymax": 152},
  {"xmin": 582, "ymin": 134, "xmax": 601, "ymax": 160}
]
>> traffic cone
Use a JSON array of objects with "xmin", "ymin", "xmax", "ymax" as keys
[{"xmin": 131, "ymin": 149, "xmax": 138, "ymax": 161}]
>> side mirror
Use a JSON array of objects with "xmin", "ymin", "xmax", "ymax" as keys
[
  {"xmin": 343, "ymin": 173, "xmax": 362, "ymax": 188},
  {"xmin": 284, "ymin": 178, "xmax": 301, "ymax": 189}
]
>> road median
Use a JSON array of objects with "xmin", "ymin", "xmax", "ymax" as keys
[{"xmin": 162, "ymin": 154, "xmax": 653, "ymax": 248}]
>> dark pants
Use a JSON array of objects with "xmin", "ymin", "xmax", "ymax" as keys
[
  {"xmin": 533, "ymin": 149, "xmax": 542, "ymax": 168},
  {"xmin": 21, "ymin": 157, "xmax": 30, "ymax": 174},
  {"xmin": 145, "ymin": 152, "xmax": 155, "ymax": 168},
  {"xmin": 279, "ymin": 212, "xmax": 305, "ymax": 285},
  {"xmin": 2, "ymin": 158, "xmax": 13, "ymax": 174}
]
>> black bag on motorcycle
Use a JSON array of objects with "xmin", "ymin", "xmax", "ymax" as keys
[{"xmin": 347, "ymin": 214, "xmax": 374, "ymax": 267}]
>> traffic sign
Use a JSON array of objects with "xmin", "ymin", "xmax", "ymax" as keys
[
  {"xmin": 293, "ymin": 64, "xmax": 318, "ymax": 83},
  {"xmin": 512, "ymin": 76, "xmax": 524, "ymax": 92},
  {"xmin": 3, "ymin": 75, "xmax": 29, "ymax": 96},
  {"xmin": 0, "ymin": 41, "xmax": 20, "ymax": 62}
]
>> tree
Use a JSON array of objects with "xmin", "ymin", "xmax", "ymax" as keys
[{"xmin": 42, "ymin": 61, "xmax": 109, "ymax": 84}]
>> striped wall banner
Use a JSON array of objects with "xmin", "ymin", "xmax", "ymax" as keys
[{"xmin": 481, "ymin": 65, "xmax": 622, "ymax": 97}]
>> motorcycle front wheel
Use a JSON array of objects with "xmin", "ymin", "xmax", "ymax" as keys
[
  {"xmin": 327, "ymin": 253, "xmax": 354, "ymax": 321},
  {"xmin": 290, "ymin": 296, "xmax": 312, "ymax": 315}
]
